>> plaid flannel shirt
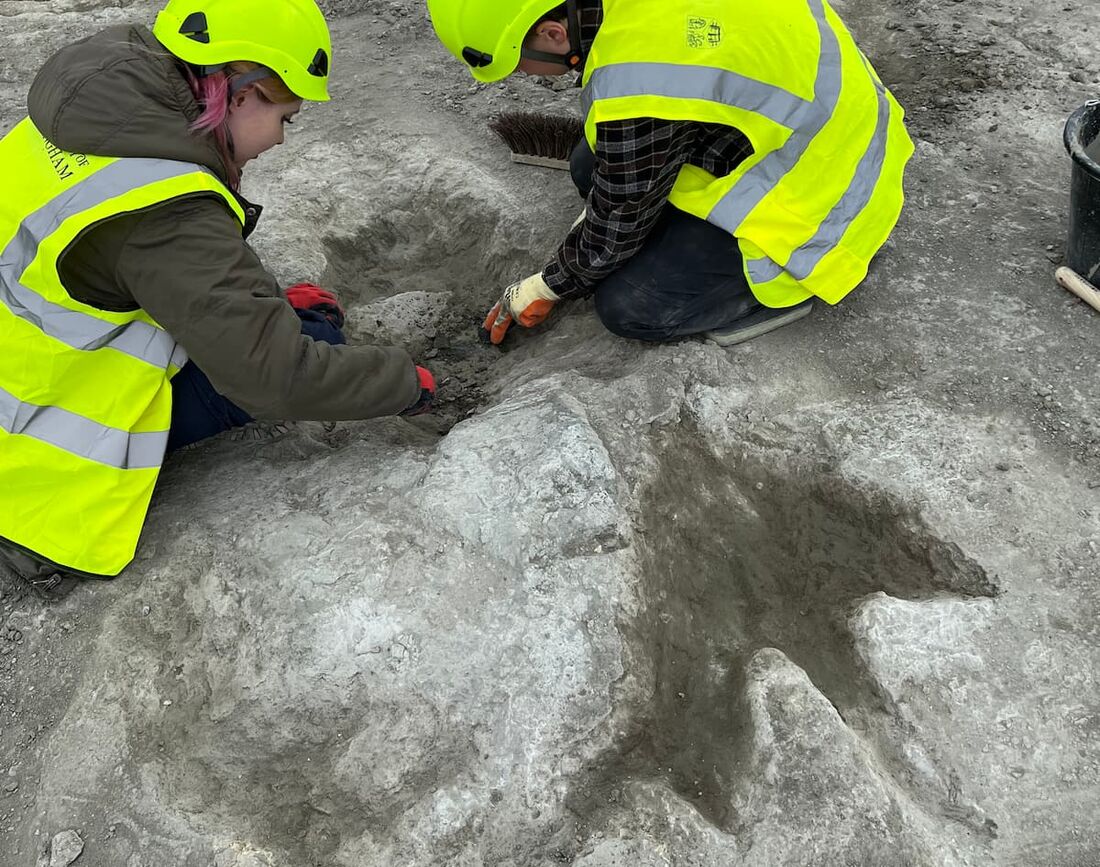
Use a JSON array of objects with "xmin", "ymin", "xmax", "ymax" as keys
[{"xmin": 541, "ymin": 1, "xmax": 754, "ymax": 299}]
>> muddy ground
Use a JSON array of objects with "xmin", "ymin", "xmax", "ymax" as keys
[{"xmin": 1, "ymin": 0, "xmax": 1099, "ymax": 865}]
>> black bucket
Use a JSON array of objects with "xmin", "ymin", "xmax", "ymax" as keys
[{"xmin": 1063, "ymin": 101, "xmax": 1100, "ymax": 282}]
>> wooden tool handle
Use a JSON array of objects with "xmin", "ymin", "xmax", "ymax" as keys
[
  {"xmin": 1055, "ymin": 266, "xmax": 1100, "ymax": 314},
  {"xmin": 509, "ymin": 153, "xmax": 570, "ymax": 170}
]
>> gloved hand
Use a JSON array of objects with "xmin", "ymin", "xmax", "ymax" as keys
[
  {"xmin": 285, "ymin": 282, "xmax": 345, "ymax": 330},
  {"xmin": 481, "ymin": 272, "xmax": 560, "ymax": 345},
  {"xmin": 399, "ymin": 365, "xmax": 436, "ymax": 416}
]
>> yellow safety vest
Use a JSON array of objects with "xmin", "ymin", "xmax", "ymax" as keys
[
  {"xmin": 0, "ymin": 118, "xmax": 244, "ymax": 577},
  {"xmin": 581, "ymin": 0, "xmax": 915, "ymax": 307}
]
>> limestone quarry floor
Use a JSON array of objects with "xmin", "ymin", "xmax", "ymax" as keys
[{"xmin": 1, "ymin": 0, "xmax": 1099, "ymax": 865}]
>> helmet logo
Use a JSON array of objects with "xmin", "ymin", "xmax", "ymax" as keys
[
  {"xmin": 462, "ymin": 47, "xmax": 493, "ymax": 69},
  {"xmin": 179, "ymin": 11, "xmax": 211, "ymax": 44},
  {"xmin": 308, "ymin": 48, "xmax": 329, "ymax": 77}
]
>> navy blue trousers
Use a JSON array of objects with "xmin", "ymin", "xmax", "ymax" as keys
[
  {"xmin": 167, "ymin": 310, "xmax": 344, "ymax": 452},
  {"xmin": 570, "ymin": 140, "xmax": 759, "ymax": 341}
]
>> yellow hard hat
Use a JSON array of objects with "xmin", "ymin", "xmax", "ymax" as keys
[
  {"xmin": 426, "ymin": 0, "xmax": 581, "ymax": 84},
  {"xmin": 153, "ymin": 0, "xmax": 332, "ymax": 102}
]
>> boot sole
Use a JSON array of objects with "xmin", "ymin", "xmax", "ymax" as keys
[{"xmin": 704, "ymin": 300, "xmax": 815, "ymax": 347}]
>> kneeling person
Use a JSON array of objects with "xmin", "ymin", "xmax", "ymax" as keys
[{"xmin": 427, "ymin": 0, "xmax": 915, "ymax": 346}]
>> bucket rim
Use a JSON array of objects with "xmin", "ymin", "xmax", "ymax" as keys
[{"xmin": 1064, "ymin": 100, "xmax": 1100, "ymax": 176}]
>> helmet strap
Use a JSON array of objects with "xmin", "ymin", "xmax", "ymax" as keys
[
  {"xmin": 228, "ymin": 68, "xmax": 274, "ymax": 96},
  {"xmin": 190, "ymin": 65, "xmax": 273, "ymax": 97},
  {"xmin": 519, "ymin": 0, "xmax": 585, "ymax": 71}
]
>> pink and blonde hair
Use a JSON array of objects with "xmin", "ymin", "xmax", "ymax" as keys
[{"xmin": 182, "ymin": 61, "xmax": 298, "ymax": 189}]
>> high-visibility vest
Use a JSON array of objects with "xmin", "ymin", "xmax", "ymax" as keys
[
  {"xmin": 580, "ymin": 0, "xmax": 915, "ymax": 307},
  {"xmin": 0, "ymin": 117, "xmax": 244, "ymax": 576}
]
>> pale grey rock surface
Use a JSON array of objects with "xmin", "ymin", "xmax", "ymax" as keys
[
  {"xmin": 1, "ymin": 0, "xmax": 1100, "ymax": 865},
  {"xmin": 34, "ymin": 829, "xmax": 84, "ymax": 867}
]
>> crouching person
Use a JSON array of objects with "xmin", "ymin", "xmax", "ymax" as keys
[{"xmin": 0, "ymin": 0, "xmax": 436, "ymax": 598}]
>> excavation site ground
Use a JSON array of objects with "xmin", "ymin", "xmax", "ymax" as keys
[{"xmin": 0, "ymin": 0, "xmax": 1098, "ymax": 865}]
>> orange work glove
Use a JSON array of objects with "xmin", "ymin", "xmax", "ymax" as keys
[{"xmin": 481, "ymin": 273, "xmax": 560, "ymax": 345}]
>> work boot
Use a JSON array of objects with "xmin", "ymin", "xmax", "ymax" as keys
[{"xmin": 704, "ymin": 298, "xmax": 815, "ymax": 347}]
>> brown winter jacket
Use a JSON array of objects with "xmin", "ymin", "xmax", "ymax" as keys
[{"xmin": 26, "ymin": 24, "xmax": 420, "ymax": 420}]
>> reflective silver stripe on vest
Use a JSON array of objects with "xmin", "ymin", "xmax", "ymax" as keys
[
  {"xmin": 746, "ymin": 55, "xmax": 891, "ymax": 284},
  {"xmin": 580, "ymin": 0, "xmax": 840, "ymax": 235},
  {"xmin": 0, "ymin": 158, "xmax": 203, "ymax": 370},
  {"xmin": 581, "ymin": 62, "xmax": 812, "ymax": 128},
  {"xmin": 170, "ymin": 343, "xmax": 189, "ymax": 371},
  {"xmin": 581, "ymin": 0, "xmax": 894, "ymax": 285},
  {"xmin": 0, "ymin": 384, "xmax": 166, "ymax": 470},
  {"xmin": 707, "ymin": 0, "xmax": 841, "ymax": 232}
]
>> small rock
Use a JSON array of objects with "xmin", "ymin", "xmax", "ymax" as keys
[
  {"xmin": 46, "ymin": 830, "xmax": 84, "ymax": 867},
  {"xmin": 1070, "ymin": 70, "xmax": 1087, "ymax": 83},
  {"xmin": 995, "ymin": 461, "xmax": 1011, "ymax": 472}
]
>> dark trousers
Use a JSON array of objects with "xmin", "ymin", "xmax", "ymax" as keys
[
  {"xmin": 167, "ymin": 310, "xmax": 344, "ymax": 452},
  {"xmin": 570, "ymin": 140, "xmax": 759, "ymax": 341}
]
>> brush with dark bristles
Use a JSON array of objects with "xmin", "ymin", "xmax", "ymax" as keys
[{"xmin": 488, "ymin": 111, "xmax": 584, "ymax": 170}]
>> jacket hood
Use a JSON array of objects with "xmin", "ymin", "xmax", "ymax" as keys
[{"xmin": 27, "ymin": 25, "xmax": 228, "ymax": 182}]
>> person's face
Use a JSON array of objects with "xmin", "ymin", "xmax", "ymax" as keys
[
  {"xmin": 516, "ymin": 19, "xmax": 573, "ymax": 76},
  {"xmin": 224, "ymin": 86, "xmax": 302, "ymax": 169}
]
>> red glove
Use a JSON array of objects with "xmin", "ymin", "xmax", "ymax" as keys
[
  {"xmin": 285, "ymin": 282, "xmax": 345, "ymax": 329},
  {"xmin": 399, "ymin": 366, "xmax": 436, "ymax": 416}
]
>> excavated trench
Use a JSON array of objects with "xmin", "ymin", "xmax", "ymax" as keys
[
  {"xmin": 336, "ymin": 259, "xmax": 497, "ymax": 435},
  {"xmin": 566, "ymin": 423, "xmax": 999, "ymax": 839},
  {"xmin": 315, "ymin": 181, "xmax": 559, "ymax": 435}
]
